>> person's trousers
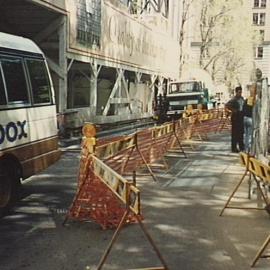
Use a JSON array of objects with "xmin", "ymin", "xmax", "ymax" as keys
[
  {"xmin": 244, "ymin": 116, "xmax": 252, "ymax": 152},
  {"xmin": 231, "ymin": 115, "xmax": 244, "ymax": 151}
]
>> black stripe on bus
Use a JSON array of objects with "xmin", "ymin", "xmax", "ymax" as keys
[
  {"xmin": 0, "ymin": 47, "xmax": 43, "ymax": 59},
  {"xmin": 0, "ymin": 103, "xmax": 55, "ymax": 111}
]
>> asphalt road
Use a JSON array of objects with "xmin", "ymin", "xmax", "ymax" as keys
[{"xmin": 1, "ymin": 133, "xmax": 270, "ymax": 270}]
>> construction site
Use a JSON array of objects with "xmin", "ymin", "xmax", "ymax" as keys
[{"xmin": 1, "ymin": 1, "xmax": 270, "ymax": 270}]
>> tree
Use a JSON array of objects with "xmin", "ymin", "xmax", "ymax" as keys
[
  {"xmin": 178, "ymin": 0, "xmax": 194, "ymax": 78},
  {"xmin": 194, "ymin": 0, "xmax": 259, "ymax": 86}
]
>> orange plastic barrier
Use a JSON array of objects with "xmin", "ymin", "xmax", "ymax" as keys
[
  {"xmin": 64, "ymin": 108, "xmax": 228, "ymax": 230},
  {"xmin": 63, "ymin": 137, "xmax": 137, "ymax": 229},
  {"xmin": 64, "ymin": 124, "xmax": 169, "ymax": 270},
  {"xmin": 185, "ymin": 109, "xmax": 231, "ymax": 140},
  {"xmin": 62, "ymin": 111, "xmax": 231, "ymax": 270}
]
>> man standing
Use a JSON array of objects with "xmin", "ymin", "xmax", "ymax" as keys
[{"xmin": 226, "ymin": 86, "xmax": 245, "ymax": 153}]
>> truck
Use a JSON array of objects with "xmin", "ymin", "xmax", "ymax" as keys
[{"xmin": 165, "ymin": 79, "xmax": 210, "ymax": 119}]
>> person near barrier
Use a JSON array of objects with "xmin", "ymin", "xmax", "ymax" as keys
[
  {"xmin": 156, "ymin": 93, "xmax": 169, "ymax": 124},
  {"xmin": 225, "ymin": 86, "xmax": 245, "ymax": 153},
  {"xmin": 162, "ymin": 93, "xmax": 169, "ymax": 120},
  {"xmin": 243, "ymin": 95, "xmax": 254, "ymax": 153}
]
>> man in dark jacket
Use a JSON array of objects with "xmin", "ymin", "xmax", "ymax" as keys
[{"xmin": 225, "ymin": 86, "xmax": 245, "ymax": 153}]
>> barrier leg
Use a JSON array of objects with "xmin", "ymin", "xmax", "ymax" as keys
[
  {"xmin": 95, "ymin": 210, "xmax": 169, "ymax": 270},
  {"xmin": 191, "ymin": 123, "xmax": 203, "ymax": 141},
  {"xmin": 254, "ymin": 176, "xmax": 270, "ymax": 209},
  {"xmin": 172, "ymin": 130, "xmax": 187, "ymax": 158},
  {"xmin": 96, "ymin": 210, "xmax": 129, "ymax": 270},
  {"xmin": 251, "ymin": 235, "xmax": 270, "ymax": 267},
  {"xmin": 248, "ymin": 173, "xmax": 252, "ymax": 199},
  {"xmin": 180, "ymin": 125, "xmax": 196, "ymax": 150},
  {"xmin": 151, "ymin": 137, "xmax": 170, "ymax": 171},
  {"xmin": 121, "ymin": 146, "xmax": 135, "ymax": 174},
  {"xmin": 136, "ymin": 215, "xmax": 169, "ymax": 270},
  {"xmin": 136, "ymin": 145, "xmax": 158, "ymax": 182},
  {"xmin": 219, "ymin": 170, "xmax": 248, "ymax": 216}
]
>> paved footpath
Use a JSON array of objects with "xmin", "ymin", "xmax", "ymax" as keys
[{"xmin": 0, "ymin": 133, "xmax": 270, "ymax": 270}]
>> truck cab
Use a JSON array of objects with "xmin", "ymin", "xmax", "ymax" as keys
[{"xmin": 166, "ymin": 80, "xmax": 209, "ymax": 119}]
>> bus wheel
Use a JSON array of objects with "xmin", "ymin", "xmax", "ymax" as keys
[
  {"xmin": 0, "ymin": 160, "xmax": 21, "ymax": 215},
  {"xmin": 0, "ymin": 165, "xmax": 12, "ymax": 214}
]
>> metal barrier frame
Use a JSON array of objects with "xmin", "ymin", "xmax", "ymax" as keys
[
  {"xmin": 220, "ymin": 152, "xmax": 270, "ymax": 215},
  {"xmin": 64, "ymin": 109, "xmax": 229, "ymax": 269},
  {"xmin": 219, "ymin": 152, "xmax": 270, "ymax": 267}
]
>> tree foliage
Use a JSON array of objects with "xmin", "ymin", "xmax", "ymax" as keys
[
  {"xmin": 193, "ymin": 0, "xmax": 259, "ymax": 87},
  {"xmin": 178, "ymin": 0, "xmax": 194, "ymax": 78}
]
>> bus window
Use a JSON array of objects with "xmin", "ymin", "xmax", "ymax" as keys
[
  {"xmin": 1, "ymin": 57, "xmax": 29, "ymax": 104},
  {"xmin": 26, "ymin": 59, "xmax": 52, "ymax": 104},
  {"xmin": 0, "ymin": 69, "xmax": 6, "ymax": 105}
]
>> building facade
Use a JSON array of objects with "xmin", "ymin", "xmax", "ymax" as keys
[
  {"xmin": 0, "ymin": 0, "xmax": 181, "ymax": 131},
  {"xmin": 251, "ymin": 0, "xmax": 270, "ymax": 79}
]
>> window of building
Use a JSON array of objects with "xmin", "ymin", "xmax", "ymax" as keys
[
  {"xmin": 254, "ymin": 0, "xmax": 260, "ymax": 7},
  {"xmin": 255, "ymin": 46, "xmax": 264, "ymax": 58},
  {"xmin": 253, "ymin": 13, "xmax": 266, "ymax": 25},
  {"xmin": 76, "ymin": 0, "xmax": 101, "ymax": 48},
  {"xmin": 260, "ymin": 13, "xmax": 266, "ymax": 24},
  {"xmin": 254, "ymin": 0, "xmax": 267, "ymax": 7},
  {"xmin": 253, "ymin": 13, "xmax": 258, "ymax": 24},
  {"xmin": 261, "ymin": 0, "xmax": 267, "ymax": 7}
]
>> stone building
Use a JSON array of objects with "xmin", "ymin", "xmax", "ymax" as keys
[
  {"xmin": 250, "ymin": 0, "xmax": 270, "ymax": 79},
  {"xmin": 0, "ymin": 0, "xmax": 181, "ymax": 131}
]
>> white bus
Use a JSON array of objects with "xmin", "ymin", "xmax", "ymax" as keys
[{"xmin": 0, "ymin": 32, "xmax": 61, "ymax": 213}]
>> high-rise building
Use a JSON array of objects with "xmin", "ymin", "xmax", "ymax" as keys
[{"xmin": 250, "ymin": 0, "xmax": 270, "ymax": 79}]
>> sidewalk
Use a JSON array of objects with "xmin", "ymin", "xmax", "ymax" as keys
[{"xmin": 0, "ymin": 132, "xmax": 270, "ymax": 270}]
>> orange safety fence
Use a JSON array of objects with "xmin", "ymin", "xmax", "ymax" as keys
[
  {"xmin": 62, "ymin": 109, "xmax": 232, "ymax": 269},
  {"xmin": 63, "ymin": 138, "xmax": 137, "ymax": 230},
  {"xmin": 95, "ymin": 123, "xmax": 180, "ymax": 181},
  {"xmin": 64, "ymin": 108, "xmax": 229, "ymax": 230},
  {"xmin": 185, "ymin": 109, "xmax": 231, "ymax": 140},
  {"xmin": 63, "ymin": 126, "xmax": 169, "ymax": 269},
  {"xmin": 150, "ymin": 123, "xmax": 175, "ymax": 165}
]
